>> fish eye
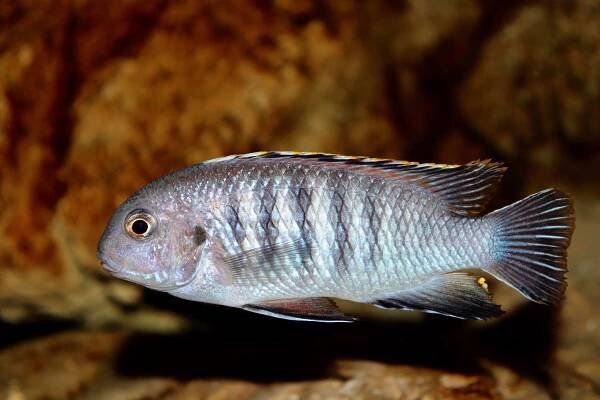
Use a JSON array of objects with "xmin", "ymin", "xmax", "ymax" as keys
[{"xmin": 125, "ymin": 210, "xmax": 156, "ymax": 239}]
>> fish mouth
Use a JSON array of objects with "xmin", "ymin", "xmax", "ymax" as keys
[
  {"xmin": 100, "ymin": 261, "xmax": 122, "ymax": 274},
  {"xmin": 99, "ymin": 260, "xmax": 182, "ymax": 292},
  {"xmin": 95, "ymin": 251, "xmax": 188, "ymax": 292},
  {"xmin": 97, "ymin": 251, "xmax": 122, "ymax": 274}
]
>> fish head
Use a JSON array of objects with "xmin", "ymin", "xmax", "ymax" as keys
[{"xmin": 97, "ymin": 185, "xmax": 206, "ymax": 291}]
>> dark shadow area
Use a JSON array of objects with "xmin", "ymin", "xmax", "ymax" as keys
[
  {"xmin": 479, "ymin": 302, "xmax": 561, "ymax": 395},
  {"xmin": 0, "ymin": 318, "xmax": 78, "ymax": 351},
  {"xmin": 113, "ymin": 290, "xmax": 560, "ymax": 385}
]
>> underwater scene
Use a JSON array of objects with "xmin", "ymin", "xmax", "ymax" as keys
[{"xmin": 1, "ymin": 1, "xmax": 599, "ymax": 399}]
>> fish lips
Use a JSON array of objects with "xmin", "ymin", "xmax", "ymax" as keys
[{"xmin": 97, "ymin": 251, "xmax": 123, "ymax": 274}]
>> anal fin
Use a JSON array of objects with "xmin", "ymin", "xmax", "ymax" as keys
[
  {"xmin": 243, "ymin": 297, "xmax": 355, "ymax": 323},
  {"xmin": 372, "ymin": 273, "xmax": 503, "ymax": 320}
]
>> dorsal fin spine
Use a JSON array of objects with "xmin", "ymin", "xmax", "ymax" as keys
[{"xmin": 205, "ymin": 152, "xmax": 506, "ymax": 216}]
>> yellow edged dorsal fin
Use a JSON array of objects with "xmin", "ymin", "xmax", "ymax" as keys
[
  {"xmin": 207, "ymin": 152, "xmax": 507, "ymax": 216},
  {"xmin": 395, "ymin": 158, "xmax": 507, "ymax": 216}
]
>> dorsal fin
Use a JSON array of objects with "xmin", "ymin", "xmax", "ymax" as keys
[{"xmin": 206, "ymin": 151, "xmax": 507, "ymax": 216}]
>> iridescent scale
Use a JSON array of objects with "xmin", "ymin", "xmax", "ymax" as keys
[{"xmin": 194, "ymin": 155, "xmax": 494, "ymax": 302}]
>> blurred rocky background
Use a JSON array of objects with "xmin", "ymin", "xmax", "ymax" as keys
[{"xmin": 0, "ymin": 0, "xmax": 599, "ymax": 399}]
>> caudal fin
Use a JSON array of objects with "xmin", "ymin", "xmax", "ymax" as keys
[{"xmin": 485, "ymin": 189, "xmax": 575, "ymax": 304}]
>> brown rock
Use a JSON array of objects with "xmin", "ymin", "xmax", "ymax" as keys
[
  {"xmin": 78, "ymin": 378, "xmax": 180, "ymax": 400},
  {"xmin": 163, "ymin": 381, "xmax": 259, "ymax": 400},
  {"xmin": 0, "ymin": 331, "xmax": 125, "ymax": 400},
  {"xmin": 0, "ymin": 0, "xmax": 182, "ymax": 328},
  {"xmin": 459, "ymin": 0, "xmax": 600, "ymax": 181},
  {"xmin": 1, "ymin": 2, "xmax": 599, "ymax": 399},
  {"xmin": 0, "ymin": 331, "xmax": 501, "ymax": 400}
]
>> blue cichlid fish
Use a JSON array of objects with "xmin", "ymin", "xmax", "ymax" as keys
[{"xmin": 97, "ymin": 152, "xmax": 575, "ymax": 322}]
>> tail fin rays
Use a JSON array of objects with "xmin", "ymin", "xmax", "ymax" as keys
[{"xmin": 485, "ymin": 189, "xmax": 574, "ymax": 304}]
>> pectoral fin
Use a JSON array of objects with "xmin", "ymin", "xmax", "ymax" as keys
[
  {"xmin": 372, "ymin": 273, "xmax": 503, "ymax": 320},
  {"xmin": 243, "ymin": 297, "xmax": 355, "ymax": 322},
  {"xmin": 223, "ymin": 238, "xmax": 313, "ymax": 286}
]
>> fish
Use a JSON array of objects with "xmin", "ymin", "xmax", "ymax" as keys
[{"xmin": 97, "ymin": 151, "xmax": 575, "ymax": 322}]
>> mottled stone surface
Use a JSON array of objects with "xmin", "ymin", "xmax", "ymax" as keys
[
  {"xmin": 459, "ymin": 0, "xmax": 600, "ymax": 182},
  {"xmin": 1, "ymin": 0, "xmax": 598, "ymax": 329},
  {"xmin": 0, "ymin": 1, "xmax": 599, "ymax": 399}
]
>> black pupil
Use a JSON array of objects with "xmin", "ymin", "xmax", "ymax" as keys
[{"xmin": 131, "ymin": 219, "xmax": 149, "ymax": 235}]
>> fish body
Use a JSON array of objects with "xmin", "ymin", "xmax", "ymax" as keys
[{"xmin": 97, "ymin": 152, "xmax": 574, "ymax": 322}]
